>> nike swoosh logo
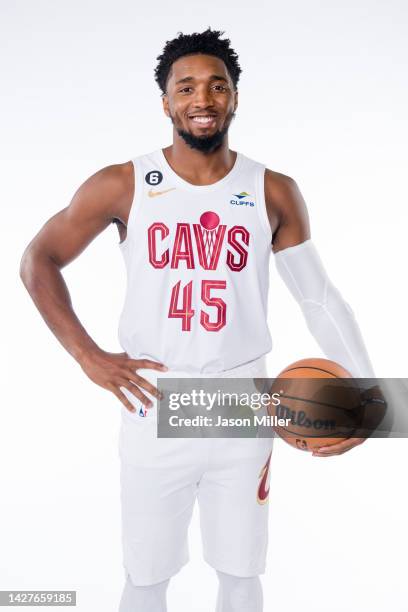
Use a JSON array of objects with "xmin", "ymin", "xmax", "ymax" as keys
[
  {"xmin": 148, "ymin": 187, "xmax": 176, "ymax": 198},
  {"xmin": 257, "ymin": 450, "xmax": 272, "ymax": 505}
]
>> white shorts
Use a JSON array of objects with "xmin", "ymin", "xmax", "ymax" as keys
[{"xmin": 118, "ymin": 356, "xmax": 274, "ymax": 586}]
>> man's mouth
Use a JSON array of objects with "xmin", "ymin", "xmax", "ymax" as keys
[{"xmin": 188, "ymin": 114, "xmax": 217, "ymax": 127}]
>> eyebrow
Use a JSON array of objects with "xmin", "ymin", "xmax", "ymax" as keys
[{"xmin": 175, "ymin": 74, "xmax": 228, "ymax": 85}]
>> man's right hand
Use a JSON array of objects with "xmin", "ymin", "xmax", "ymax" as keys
[{"xmin": 79, "ymin": 349, "xmax": 168, "ymax": 413}]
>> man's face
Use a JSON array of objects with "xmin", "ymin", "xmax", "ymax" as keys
[{"xmin": 162, "ymin": 54, "xmax": 238, "ymax": 153}]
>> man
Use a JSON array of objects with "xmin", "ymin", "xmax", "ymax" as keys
[{"xmin": 20, "ymin": 27, "xmax": 378, "ymax": 612}]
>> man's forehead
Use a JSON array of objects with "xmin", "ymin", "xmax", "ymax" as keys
[{"xmin": 169, "ymin": 54, "xmax": 229, "ymax": 81}]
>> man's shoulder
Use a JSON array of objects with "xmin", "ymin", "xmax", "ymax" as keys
[
  {"xmin": 264, "ymin": 167, "xmax": 302, "ymax": 211},
  {"xmin": 264, "ymin": 167, "xmax": 298, "ymax": 192},
  {"xmin": 90, "ymin": 161, "xmax": 134, "ymax": 204},
  {"xmin": 75, "ymin": 161, "xmax": 134, "ymax": 222},
  {"xmin": 96, "ymin": 160, "xmax": 134, "ymax": 188}
]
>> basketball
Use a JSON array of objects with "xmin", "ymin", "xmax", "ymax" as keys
[{"xmin": 267, "ymin": 358, "xmax": 364, "ymax": 452}]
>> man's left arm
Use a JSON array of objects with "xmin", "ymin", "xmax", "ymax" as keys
[{"xmin": 264, "ymin": 170, "xmax": 382, "ymax": 456}]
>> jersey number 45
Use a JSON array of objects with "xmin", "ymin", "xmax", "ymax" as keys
[{"xmin": 168, "ymin": 280, "xmax": 226, "ymax": 332}]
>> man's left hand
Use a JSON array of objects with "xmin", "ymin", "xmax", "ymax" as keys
[{"xmin": 312, "ymin": 384, "xmax": 386, "ymax": 457}]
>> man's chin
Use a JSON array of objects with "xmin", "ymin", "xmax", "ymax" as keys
[{"xmin": 176, "ymin": 127, "xmax": 228, "ymax": 154}]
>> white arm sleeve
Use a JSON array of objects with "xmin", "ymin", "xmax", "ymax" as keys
[{"xmin": 274, "ymin": 239, "xmax": 376, "ymax": 379}]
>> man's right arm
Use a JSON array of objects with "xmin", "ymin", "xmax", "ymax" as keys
[{"xmin": 20, "ymin": 163, "xmax": 166, "ymax": 412}]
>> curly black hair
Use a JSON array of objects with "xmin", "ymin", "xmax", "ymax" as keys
[{"xmin": 154, "ymin": 27, "xmax": 242, "ymax": 95}]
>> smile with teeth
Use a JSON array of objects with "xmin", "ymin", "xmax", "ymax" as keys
[{"xmin": 190, "ymin": 116, "xmax": 216, "ymax": 124}]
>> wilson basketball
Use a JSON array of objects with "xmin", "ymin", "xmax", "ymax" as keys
[{"xmin": 267, "ymin": 358, "xmax": 363, "ymax": 452}]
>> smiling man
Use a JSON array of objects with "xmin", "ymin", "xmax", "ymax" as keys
[
  {"xmin": 20, "ymin": 27, "xmax": 378, "ymax": 612},
  {"xmin": 164, "ymin": 59, "xmax": 235, "ymax": 153}
]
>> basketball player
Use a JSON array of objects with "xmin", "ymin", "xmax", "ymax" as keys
[{"xmin": 20, "ymin": 28, "xmax": 379, "ymax": 612}]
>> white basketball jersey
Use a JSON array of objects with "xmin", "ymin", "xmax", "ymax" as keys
[{"xmin": 118, "ymin": 148, "xmax": 273, "ymax": 374}]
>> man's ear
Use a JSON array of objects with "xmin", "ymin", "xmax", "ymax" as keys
[
  {"xmin": 233, "ymin": 89, "xmax": 239, "ymax": 112},
  {"xmin": 162, "ymin": 94, "xmax": 170, "ymax": 118}
]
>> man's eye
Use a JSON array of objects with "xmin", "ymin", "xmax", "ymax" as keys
[{"xmin": 178, "ymin": 85, "xmax": 227, "ymax": 93}]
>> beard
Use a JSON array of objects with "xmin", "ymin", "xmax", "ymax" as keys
[{"xmin": 171, "ymin": 111, "xmax": 236, "ymax": 154}]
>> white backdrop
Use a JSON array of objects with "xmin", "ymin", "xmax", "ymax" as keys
[{"xmin": 1, "ymin": 1, "xmax": 407, "ymax": 610}]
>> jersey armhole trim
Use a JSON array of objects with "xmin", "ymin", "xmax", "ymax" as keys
[
  {"xmin": 119, "ymin": 157, "xmax": 143, "ymax": 251},
  {"xmin": 255, "ymin": 164, "xmax": 273, "ymax": 242}
]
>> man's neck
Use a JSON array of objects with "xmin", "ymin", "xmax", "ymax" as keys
[{"xmin": 162, "ymin": 135, "xmax": 237, "ymax": 186}]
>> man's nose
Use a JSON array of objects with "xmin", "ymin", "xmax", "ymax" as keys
[{"xmin": 192, "ymin": 86, "xmax": 213, "ymax": 107}]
